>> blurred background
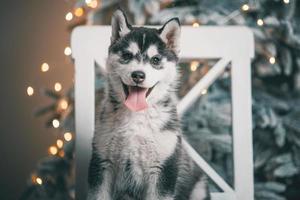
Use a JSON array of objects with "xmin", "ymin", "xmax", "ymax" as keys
[
  {"xmin": 1, "ymin": 0, "xmax": 300, "ymax": 200},
  {"xmin": 0, "ymin": 1, "xmax": 74, "ymax": 200}
]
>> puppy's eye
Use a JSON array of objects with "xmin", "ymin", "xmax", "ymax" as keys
[
  {"xmin": 121, "ymin": 52, "xmax": 133, "ymax": 62},
  {"xmin": 150, "ymin": 55, "xmax": 162, "ymax": 66}
]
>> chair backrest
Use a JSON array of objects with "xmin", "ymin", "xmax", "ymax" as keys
[{"xmin": 71, "ymin": 26, "xmax": 254, "ymax": 200}]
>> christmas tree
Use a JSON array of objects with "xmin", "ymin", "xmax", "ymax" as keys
[{"xmin": 21, "ymin": 0, "xmax": 300, "ymax": 199}]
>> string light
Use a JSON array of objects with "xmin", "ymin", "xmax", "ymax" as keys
[
  {"xmin": 52, "ymin": 119, "xmax": 60, "ymax": 128},
  {"xmin": 58, "ymin": 150, "xmax": 65, "ymax": 157},
  {"xmin": 36, "ymin": 177, "xmax": 43, "ymax": 185},
  {"xmin": 192, "ymin": 22, "xmax": 200, "ymax": 27},
  {"xmin": 190, "ymin": 61, "xmax": 199, "ymax": 71},
  {"xmin": 65, "ymin": 12, "xmax": 73, "ymax": 21},
  {"xmin": 64, "ymin": 46, "xmax": 72, "ymax": 56},
  {"xmin": 283, "ymin": 0, "xmax": 289, "ymax": 3},
  {"xmin": 41, "ymin": 63, "xmax": 49, "ymax": 72},
  {"xmin": 269, "ymin": 57, "xmax": 276, "ymax": 64},
  {"xmin": 49, "ymin": 146, "xmax": 58, "ymax": 155},
  {"xmin": 56, "ymin": 139, "xmax": 64, "ymax": 148},
  {"xmin": 241, "ymin": 4, "xmax": 249, "ymax": 11},
  {"xmin": 201, "ymin": 89, "xmax": 207, "ymax": 95},
  {"xmin": 31, "ymin": 174, "xmax": 38, "ymax": 184},
  {"xmin": 74, "ymin": 7, "xmax": 84, "ymax": 17},
  {"xmin": 59, "ymin": 99, "xmax": 68, "ymax": 110},
  {"xmin": 257, "ymin": 19, "xmax": 264, "ymax": 26},
  {"xmin": 64, "ymin": 132, "xmax": 72, "ymax": 141},
  {"xmin": 87, "ymin": 0, "xmax": 98, "ymax": 8},
  {"xmin": 54, "ymin": 82, "xmax": 62, "ymax": 92},
  {"xmin": 27, "ymin": 86, "xmax": 34, "ymax": 96}
]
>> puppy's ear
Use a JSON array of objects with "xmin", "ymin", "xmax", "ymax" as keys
[
  {"xmin": 111, "ymin": 10, "xmax": 131, "ymax": 44},
  {"xmin": 159, "ymin": 18, "xmax": 181, "ymax": 55}
]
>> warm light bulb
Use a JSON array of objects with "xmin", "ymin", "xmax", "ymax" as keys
[
  {"xmin": 269, "ymin": 57, "xmax": 276, "ymax": 64},
  {"xmin": 59, "ymin": 99, "xmax": 68, "ymax": 110},
  {"xmin": 36, "ymin": 177, "xmax": 43, "ymax": 185},
  {"xmin": 49, "ymin": 146, "xmax": 58, "ymax": 155},
  {"xmin": 74, "ymin": 7, "xmax": 84, "ymax": 17},
  {"xmin": 190, "ymin": 61, "xmax": 199, "ymax": 71},
  {"xmin": 52, "ymin": 119, "xmax": 60, "ymax": 128},
  {"xmin": 64, "ymin": 132, "xmax": 73, "ymax": 141},
  {"xmin": 41, "ymin": 63, "xmax": 49, "ymax": 72},
  {"xmin": 87, "ymin": 0, "xmax": 98, "ymax": 8},
  {"xmin": 54, "ymin": 82, "xmax": 62, "ymax": 92},
  {"xmin": 64, "ymin": 47, "xmax": 72, "ymax": 56},
  {"xmin": 85, "ymin": 0, "xmax": 92, "ymax": 3},
  {"xmin": 27, "ymin": 86, "xmax": 34, "ymax": 96},
  {"xmin": 56, "ymin": 139, "xmax": 64, "ymax": 148},
  {"xmin": 242, "ymin": 4, "xmax": 249, "ymax": 11},
  {"xmin": 257, "ymin": 19, "xmax": 264, "ymax": 26},
  {"xmin": 31, "ymin": 174, "xmax": 37, "ymax": 183},
  {"xmin": 59, "ymin": 150, "xmax": 65, "ymax": 157},
  {"xmin": 283, "ymin": 0, "xmax": 289, "ymax": 4},
  {"xmin": 65, "ymin": 12, "xmax": 73, "ymax": 21},
  {"xmin": 192, "ymin": 22, "xmax": 200, "ymax": 27}
]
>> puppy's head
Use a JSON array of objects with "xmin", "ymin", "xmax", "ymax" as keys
[{"xmin": 107, "ymin": 10, "xmax": 181, "ymax": 112}]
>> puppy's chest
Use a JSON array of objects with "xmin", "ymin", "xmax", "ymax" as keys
[
  {"xmin": 121, "ymin": 128, "xmax": 177, "ymax": 165},
  {"xmin": 99, "ymin": 117, "xmax": 178, "ymax": 167}
]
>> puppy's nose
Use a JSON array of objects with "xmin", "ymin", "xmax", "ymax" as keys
[{"xmin": 131, "ymin": 71, "xmax": 145, "ymax": 84}]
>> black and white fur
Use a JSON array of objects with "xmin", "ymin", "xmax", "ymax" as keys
[{"xmin": 87, "ymin": 10, "xmax": 210, "ymax": 200}]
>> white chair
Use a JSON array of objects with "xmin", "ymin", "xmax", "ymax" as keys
[{"xmin": 71, "ymin": 26, "xmax": 254, "ymax": 200}]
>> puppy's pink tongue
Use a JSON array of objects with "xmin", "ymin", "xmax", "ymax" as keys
[{"xmin": 124, "ymin": 87, "xmax": 148, "ymax": 112}]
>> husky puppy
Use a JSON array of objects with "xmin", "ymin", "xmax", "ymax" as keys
[{"xmin": 87, "ymin": 10, "xmax": 209, "ymax": 200}]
